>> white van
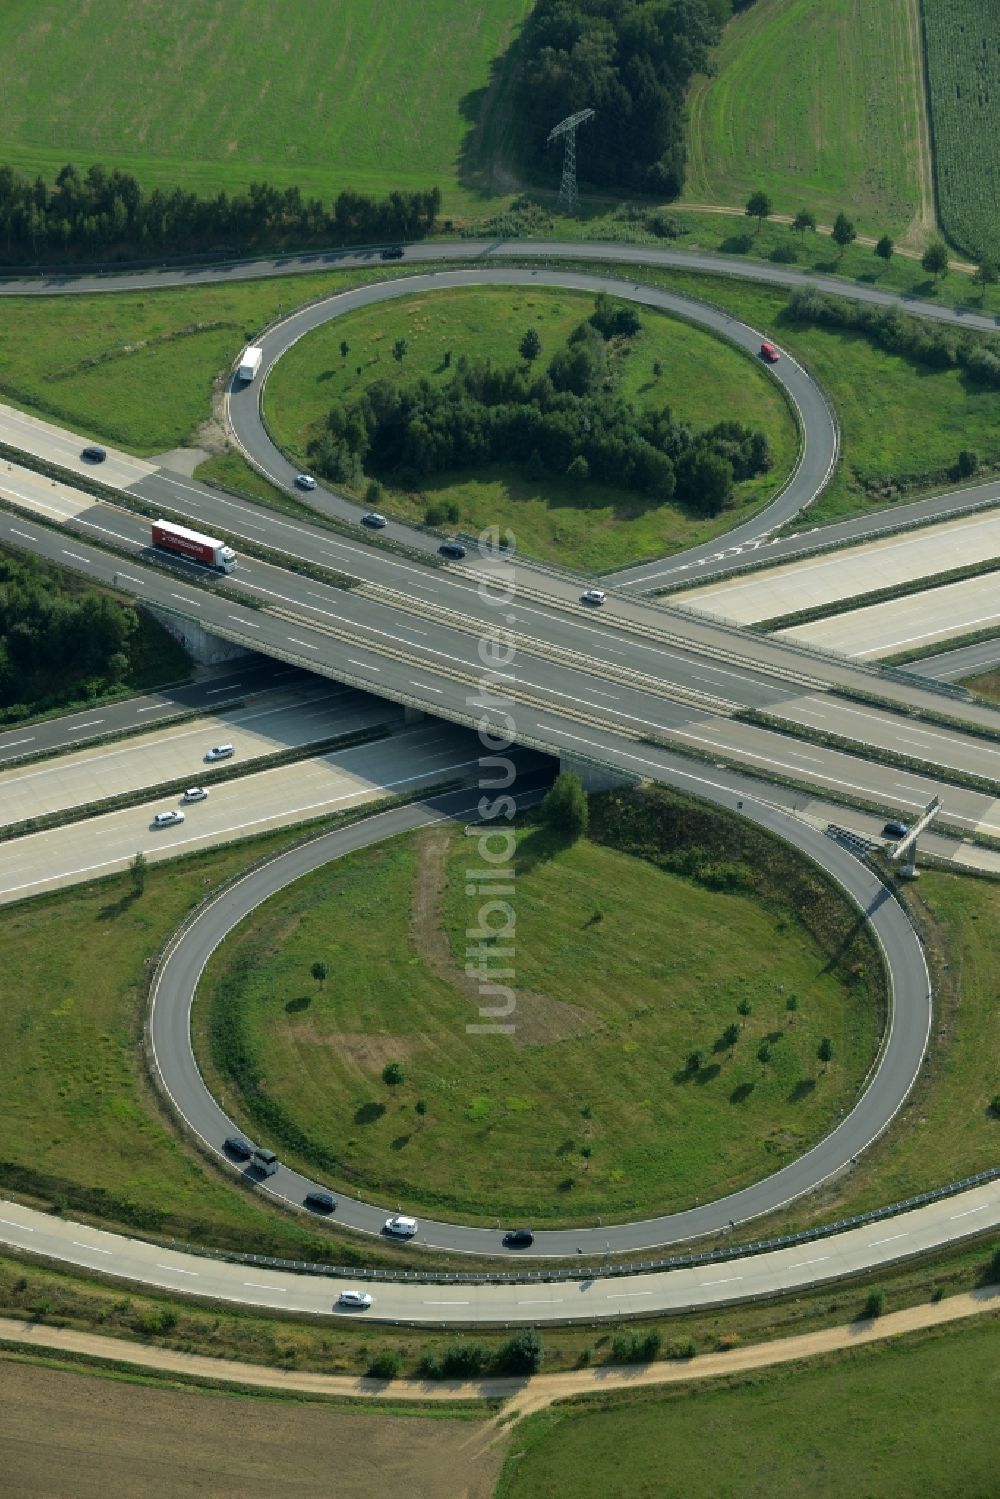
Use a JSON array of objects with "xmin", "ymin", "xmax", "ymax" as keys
[{"xmin": 384, "ymin": 1214, "xmax": 418, "ymax": 1237}]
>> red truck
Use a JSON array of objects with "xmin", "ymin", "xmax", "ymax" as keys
[{"xmin": 152, "ymin": 519, "xmax": 237, "ymax": 574}]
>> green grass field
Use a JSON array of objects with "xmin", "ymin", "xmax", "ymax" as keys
[
  {"xmin": 683, "ymin": 0, "xmax": 931, "ymax": 243},
  {"xmin": 922, "ymin": 0, "xmax": 1000, "ymax": 260},
  {"xmin": 263, "ymin": 285, "xmax": 799, "ymax": 570},
  {"xmin": 195, "ymin": 813, "xmax": 879, "ymax": 1225},
  {"xmin": 626, "ymin": 268, "xmax": 1000, "ymax": 530},
  {"xmin": 496, "ymin": 1320, "xmax": 1000, "ymax": 1499},
  {"xmin": 0, "ymin": 0, "xmax": 531, "ymax": 212}
]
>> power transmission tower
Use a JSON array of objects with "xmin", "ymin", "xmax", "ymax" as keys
[{"xmin": 547, "ymin": 109, "xmax": 595, "ymax": 215}]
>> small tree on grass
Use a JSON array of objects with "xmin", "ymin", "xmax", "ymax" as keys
[
  {"xmin": 745, "ymin": 191, "xmax": 772, "ymax": 232},
  {"xmin": 383, "ymin": 1060, "xmax": 405, "ymax": 1088},
  {"xmin": 310, "ymin": 961, "xmax": 327, "ymax": 990},
  {"xmin": 542, "ymin": 772, "xmax": 589, "ymax": 838},
  {"xmin": 922, "ymin": 239, "xmax": 949, "ymax": 279},
  {"xmin": 988, "ymin": 1094, "xmax": 1000, "ymax": 1118},
  {"xmin": 496, "ymin": 1327, "xmax": 544, "ymax": 1374},
  {"xmin": 974, "ymin": 259, "xmax": 998, "ymax": 302},
  {"xmin": 686, "ymin": 1049, "xmax": 705, "ymax": 1074},
  {"xmin": 863, "ymin": 1289, "xmax": 885, "ymax": 1319},
  {"xmin": 129, "ymin": 850, "xmax": 147, "ymax": 897},
  {"xmin": 723, "ymin": 1022, "xmax": 741, "ymax": 1051},
  {"xmin": 519, "ymin": 326, "xmax": 542, "ymax": 362},
  {"xmin": 875, "ymin": 235, "xmax": 894, "ymax": 267},
  {"xmin": 832, "ymin": 212, "xmax": 856, "ymax": 257},
  {"xmin": 392, "ymin": 337, "xmax": 408, "ymax": 363},
  {"xmin": 792, "ymin": 208, "xmax": 816, "ymax": 238},
  {"xmin": 367, "ymin": 1348, "xmax": 402, "ymax": 1380},
  {"xmin": 340, "ymin": 339, "xmax": 350, "ymax": 359},
  {"xmin": 991, "ymin": 1246, "xmax": 1000, "ymax": 1281},
  {"xmin": 818, "ymin": 1036, "xmax": 833, "ymax": 1068},
  {"xmin": 757, "ymin": 1040, "xmax": 772, "ymax": 1069},
  {"xmin": 955, "ymin": 449, "xmax": 979, "ymax": 479}
]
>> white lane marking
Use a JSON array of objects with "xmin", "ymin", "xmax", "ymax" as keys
[
  {"xmin": 172, "ymin": 592, "xmax": 200, "ymax": 607},
  {"xmin": 699, "ymin": 1276, "xmax": 743, "ymax": 1286},
  {"xmin": 288, "ymin": 638, "xmax": 318, "ymax": 650},
  {"xmin": 423, "ymin": 1299, "xmax": 471, "ymax": 1306},
  {"xmin": 348, "ymin": 658, "xmax": 379, "ymax": 671},
  {"xmin": 157, "ymin": 1263, "xmax": 198, "ymax": 1276},
  {"xmin": 62, "ymin": 550, "xmax": 89, "ymax": 563},
  {"xmin": 230, "ymin": 615, "xmax": 259, "ymax": 628},
  {"xmin": 206, "ymin": 685, "xmax": 242, "ymax": 694},
  {"xmin": 115, "ymin": 573, "xmax": 144, "ymax": 585},
  {"xmin": 136, "ymin": 705, "xmax": 167, "ymax": 714},
  {"xmin": 395, "ymin": 623, "xmax": 428, "ymax": 635},
  {"xmin": 788, "ymin": 1256, "xmax": 829, "ymax": 1269},
  {"xmin": 517, "ymin": 1298, "xmax": 564, "ymax": 1305},
  {"xmin": 0, "ymin": 1218, "xmax": 32, "ymax": 1231},
  {"xmin": 588, "ymin": 689, "xmax": 620, "ymax": 701},
  {"xmin": 412, "ymin": 681, "xmax": 443, "ymax": 693},
  {"xmin": 0, "ymin": 737, "xmax": 34, "ymax": 748},
  {"xmin": 73, "ymin": 1240, "xmax": 112, "ymax": 1255},
  {"xmin": 68, "ymin": 720, "xmax": 103, "ymax": 732},
  {"xmin": 869, "ymin": 1233, "xmax": 907, "ymax": 1246},
  {"xmin": 950, "ymin": 1204, "xmax": 989, "ymax": 1220},
  {"xmin": 10, "ymin": 529, "xmax": 35, "ymax": 540},
  {"xmin": 613, "ymin": 1290, "xmax": 653, "ymax": 1298},
  {"xmin": 243, "ymin": 1281, "xmax": 284, "ymax": 1291}
]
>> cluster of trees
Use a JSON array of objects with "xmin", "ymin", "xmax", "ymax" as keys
[
  {"xmin": 0, "ymin": 161, "xmax": 441, "ymax": 265},
  {"xmin": 511, "ymin": 0, "xmax": 752, "ymax": 197},
  {"xmin": 786, "ymin": 287, "xmax": 1000, "ymax": 389},
  {"xmin": 309, "ymin": 304, "xmax": 772, "ymax": 516},
  {"xmin": 0, "ymin": 550, "xmax": 136, "ymax": 712}
]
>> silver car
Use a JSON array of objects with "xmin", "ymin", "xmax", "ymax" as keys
[{"xmin": 338, "ymin": 1289, "xmax": 373, "ymax": 1308}]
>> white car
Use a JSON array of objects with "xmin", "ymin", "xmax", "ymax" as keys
[
  {"xmin": 153, "ymin": 809, "xmax": 185, "ymax": 828},
  {"xmin": 581, "ymin": 589, "xmax": 606, "ymax": 606},
  {"xmin": 295, "ymin": 474, "xmax": 317, "ymax": 490},
  {"xmin": 183, "ymin": 787, "xmax": 208, "ymax": 803},
  {"xmin": 383, "ymin": 1214, "xmax": 418, "ymax": 1238},
  {"xmin": 205, "ymin": 744, "xmax": 235, "ymax": 762},
  {"xmin": 338, "ymin": 1289, "xmax": 373, "ymax": 1309}
]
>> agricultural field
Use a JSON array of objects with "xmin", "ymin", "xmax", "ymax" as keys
[
  {"xmin": 195, "ymin": 799, "xmax": 883, "ymax": 1226},
  {"xmin": 922, "ymin": 0, "xmax": 1000, "ymax": 260},
  {"xmin": 684, "ymin": 0, "xmax": 932, "ymax": 243},
  {"xmin": 264, "ymin": 285, "xmax": 799, "ymax": 571},
  {"xmin": 0, "ymin": 0, "xmax": 530, "ymax": 211},
  {"xmin": 496, "ymin": 1320, "xmax": 1000, "ymax": 1499}
]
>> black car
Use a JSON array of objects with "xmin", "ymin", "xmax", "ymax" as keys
[
  {"xmin": 81, "ymin": 444, "xmax": 107, "ymax": 462},
  {"xmin": 305, "ymin": 1190, "xmax": 337, "ymax": 1213},
  {"xmin": 381, "ymin": 245, "xmax": 404, "ymax": 260},
  {"xmin": 882, "ymin": 820, "xmax": 911, "ymax": 840},
  {"xmin": 439, "ymin": 540, "xmax": 467, "ymax": 559},
  {"xmin": 224, "ymin": 1134, "xmax": 254, "ymax": 1160},
  {"xmin": 503, "ymin": 1228, "xmax": 535, "ymax": 1248}
]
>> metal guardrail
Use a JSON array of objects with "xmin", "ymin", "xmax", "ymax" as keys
[{"xmin": 139, "ymin": 1167, "xmax": 1000, "ymax": 1287}]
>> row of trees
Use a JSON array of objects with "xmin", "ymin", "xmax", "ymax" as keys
[
  {"xmin": 0, "ymin": 550, "xmax": 136, "ymax": 709},
  {"xmin": 309, "ymin": 311, "xmax": 772, "ymax": 516},
  {"xmin": 0, "ymin": 161, "xmax": 441, "ymax": 264},
  {"xmin": 512, "ymin": 0, "xmax": 751, "ymax": 198}
]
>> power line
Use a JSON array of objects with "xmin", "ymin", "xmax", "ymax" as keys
[{"xmin": 547, "ymin": 109, "xmax": 595, "ymax": 215}]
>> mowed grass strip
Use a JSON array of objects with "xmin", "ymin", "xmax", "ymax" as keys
[
  {"xmin": 683, "ymin": 0, "xmax": 929, "ymax": 240},
  {"xmin": 922, "ymin": 0, "xmax": 1000, "ymax": 260},
  {"xmin": 197, "ymin": 798, "xmax": 881, "ymax": 1226},
  {"xmin": 0, "ymin": 0, "xmax": 531, "ymax": 210},
  {"xmin": 263, "ymin": 285, "xmax": 799, "ymax": 571},
  {"xmin": 496, "ymin": 1320, "xmax": 1000, "ymax": 1499}
]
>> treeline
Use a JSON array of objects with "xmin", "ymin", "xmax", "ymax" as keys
[
  {"xmin": 786, "ymin": 287, "xmax": 1000, "ymax": 388},
  {"xmin": 0, "ymin": 549, "xmax": 136, "ymax": 714},
  {"xmin": 309, "ymin": 299, "xmax": 771, "ymax": 515},
  {"xmin": 511, "ymin": 0, "xmax": 751, "ymax": 197},
  {"xmin": 0, "ymin": 161, "xmax": 441, "ymax": 265}
]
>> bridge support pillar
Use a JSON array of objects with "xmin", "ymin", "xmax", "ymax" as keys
[
  {"xmin": 404, "ymin": 704, "xmax": 426, "ymax": 724},
  {"xmin": 559, "ymin": 753, "xmax": 634, "ymax": 794},
  {"xmin": 146, "ymin": 606, "xmax": 253, "ymax": 666}
]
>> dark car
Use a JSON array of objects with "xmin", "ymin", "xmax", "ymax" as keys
[
  {"xmin": 439, "ymin": 540, "xmax": 467, "ymax": 559},
  {"xmin": 503, "ymin": 1228, "xmax": 535, "ymax": 1248},
  {"xmin": 224, "ymin": 1134, "xmax": 254, "ymax": 1160},
  {"xmin": 381, "ymin": 245, "xmax": 404, "ymax": 260},
  {"xmin": 882, "ymin": 820, "xmax": 911, "ymax": 840},
  {"xmin": 81, "ymin": 444, "xmax": 107, "ymax": 462},
  {"xmin": 361, "ymin": 511, "xmax": 388, "ymax": 528},
  {"xmin": 305, "ymin": 1190, "xmax": 337, "ymax": 1213}
]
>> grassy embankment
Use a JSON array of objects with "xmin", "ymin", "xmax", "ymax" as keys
[
  {"xmin": 263, "ymin": 284, "xmax": 799, "ymax": 571},
  {"xmin": 195, "ymin": 786, "xmax": 883, "ymax": 1225},
  {"xmin": 496, "ymin": 1317, "xmax": 1000, "ymax": 1499}
]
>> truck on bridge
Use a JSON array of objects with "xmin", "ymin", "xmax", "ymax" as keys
[{"xmin": 152, "ymin": 519, "xmax": 237, "ymax": 574}]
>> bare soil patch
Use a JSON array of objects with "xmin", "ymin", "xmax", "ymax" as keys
[{"xmin": 287, "ymin": 1025, "xmax": 416, "ymax": 1073}]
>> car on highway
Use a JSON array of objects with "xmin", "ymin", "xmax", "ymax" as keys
[
  {"xmin": 81, "ymin": 444, "xmax": 107, "ymax": 462},
  {"xmin": 503, "ymin": 1228, "xmax": 535, "ymax": 1248},
  {"xmin": 152, "ymin": 809, "xmax": 185, "ymax": 827},
  {"xmin": 183, "ymin": 786, "xmax": 208, "ymax": 803},
  {"xmin": 580, "ymin": 589, "xmax": 606, "ymax": 606},
  {"xmin": 305, "ymin": 1190, "xmax": 337, "ymax": 1213},
  {"xmin": 381, "ymin": 246, "xmax": 404, "ymax": 260},
  {"xmin": 882, "ymin": 820, "xmax": 911, "ymax": 840},
  {"xmin": 361, "ymin": 512, "xmax": 388, "ymax": 528},
  {"xmin": 204, "ymin": 743, "xmax": 235, "ymax": 762},
  {"xmin": 295, "ymin": 473, "xmax": 317, "ymax": 490},
  {"xmin": 224, "ymin": 1135, "xmax": 254, "ymax": 1160},
  {"xmin": 439, "ymin": 541, "xmax": 467, "ymax": 560},
  {"xmin": 383, "ymin": 1214, "xmax": 418, "ymax": 1238},
  {"xmin": 338, "ymin": 1289, "xmax": 373, "ymax": 1308},
  {"xmin": 759, "ymin": 341, "xmax": 780, "ymax": 362}
]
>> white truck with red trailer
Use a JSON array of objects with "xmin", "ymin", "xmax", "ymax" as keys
[
  {"xmin": 151, "ymin": 519, "xmax": 237, "ymax": 574},
  {"xmin": 238, "ymin": 345, "xmax": 263, "ymax": 382}
]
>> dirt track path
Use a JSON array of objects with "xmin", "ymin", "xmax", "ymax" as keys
[{"xmin": 2, "ymin": 1284, "xmax": 997, "ymax": 1420}]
